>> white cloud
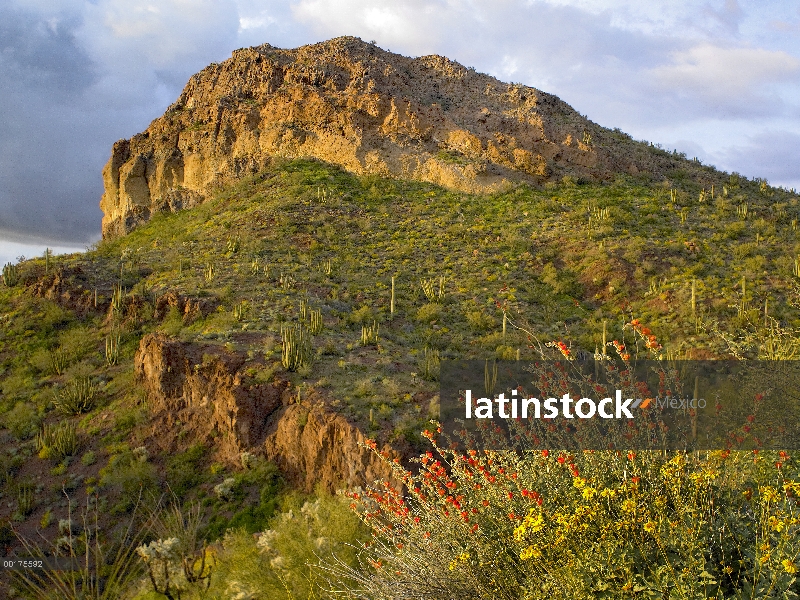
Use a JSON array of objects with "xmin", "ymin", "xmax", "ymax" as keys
[
  {"xmin": 292, "ymin": 0, "xmax": 448, "ymax": 50},
  {"xmin": 80, "ymin": 0, "xmax": 240, "ymax": 72},
  {"xmin": 239, "ymin": 12, "xmax": 276, "ymax": 31},
  {"xmin": 648, "ymin": 44, "xmax": 800, "ymax": 104},
  {"xmin": 0, "ymin": 241, "xmax": 88, "ymax": 268}
]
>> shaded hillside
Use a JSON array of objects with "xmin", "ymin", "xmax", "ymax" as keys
[{"xmin": 101, "ymin": 36, "xmax": 720, "ymax": 237}]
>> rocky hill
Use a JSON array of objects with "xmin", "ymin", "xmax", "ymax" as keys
[{"xmin": 100, "ymin": 36, "xmax": 706, "ymax": 238}]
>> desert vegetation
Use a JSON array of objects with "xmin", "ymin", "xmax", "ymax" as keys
[{"xmin": 1, "ymin": 157, "xmax": 799, "ymax": 597}]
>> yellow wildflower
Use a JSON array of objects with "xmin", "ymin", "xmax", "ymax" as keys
[
  {"xmin": 760, "ymin": 486, "xmax": 778, "ymax": 504},
  {"xmin": 643, "ymin": 521, "xmax": 656, "ymax": 533},
  {"xmin": 783, "ymin": 559, "xmax": 798, "ymax": 574},
  {"xmin": 520, "ymin": 546, "xmax": 542, "ymax": 560},
  {"xmin": 523, "ymin": 511, "xmax": 545, "ymax": 532},
  {"xmin": 513, "ymin": 524, "xmax": 527, "ymax": 541},
  {"xmin": 768, "ymin": 516, "xmax": 786, "ymax": 532}
]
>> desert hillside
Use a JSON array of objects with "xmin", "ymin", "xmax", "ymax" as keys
[{"xmin": 100, "ymin": 36, "xmax": 711, "ymax": 237}]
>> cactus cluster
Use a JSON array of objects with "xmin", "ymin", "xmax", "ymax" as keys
[
  {"xmin": 280, "ymin": 272, "xmax": 295, "ymax": 290},
  {"xmin": 54, "ymin": 377, "xmax": 97, "ymax": 415},
  {"xmin": 251, "ymin": 257, "xmax": 269, "ymax": 276},
  {"xmin": 204, "ymin": 263, "xmax": 215, "ymax": 283},
  {"xmin": 421, "ymin": 276, "xmax": 445, "ymax": 303},
  {"xmin": 361, "ymin": 321, "xmax": 379, "ymax": 346},
  {"xmin": 420, "ymin": 347, "xmax": 440, "ymax": 381},
  {"xmin": 737, "ymin": 202, "xmax": 748, "ymax": 219},
  {"xmin": 35, "ymin": 421, "xmax": 79, "ymax": 459},
  {"xmin": 484, "ymin": 359, "xmax": 497, "ymax": 396},
  {"xmin": 233, "ymin": 301, "xmax": 248, "ymax": 322},
  {"xmin": 105, "ymin": 333, "xmax": 120, "ymax": 366},
  {"xmin": 281, "ymin": 324, "xmax": 312, "ymax": 371},
  {"xmin": 111, "ymin": 284, "xmax": 126, "ymax": 314},
  {"xmin": 226, "ymin": 236, "xmax": 240, "ymax": 254},
  {"xmin": 297, "ymin": 298, "xmax": 323, "ymax": 334},
  {"xmin": 49, "ymin": 346, "xmax": 68, "ymax": 375},
  {"xmin": 320, "ymin": 258, "xmax": 332, "ymax": 276},
  {"xmin": 308, "ymin": 309, "xmax": 323, "ymax": 334},
  {"xmin": 2, "ymin": 262, "xmax": 19, "ymax": 287},
  {"xmin": 299, "ymin": 298, "xmax": 309, "ymax": 321},
  {"xmin": 16, "ymin": 481, "xmax": 34, "ymax": 517}
]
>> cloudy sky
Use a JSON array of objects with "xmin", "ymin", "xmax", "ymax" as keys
[{"xmin": 1, "ymin": 0, "xmax": 799, "ymax": 264}]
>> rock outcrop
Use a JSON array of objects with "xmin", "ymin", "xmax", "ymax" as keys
[
  {"xmin": 134, "ymin": 333, "xmax": 397, "ymax": 492},
  {"xmin": 101, "ymin": 36, "xmax": 691, "ymax": 238}
]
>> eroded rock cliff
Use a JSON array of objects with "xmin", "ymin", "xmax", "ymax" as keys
[
  {"xmin": 134, "ymin": 333, "xmax": 397, "ymax": 492},
  {"xmin": 101, "ymin": 36, "xmax": 684, "ymax": 237}
]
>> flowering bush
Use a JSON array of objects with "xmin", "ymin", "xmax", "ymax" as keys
[
  {"xmin": 341, "ymin": 443, "xmax": 800, "ymax": 599},
  {"xmin": 214, "ymin": 477, "xmax": 236, "ymax": 501},
  {"xmin": 336, "ymin": 322, "xmax": 800, "ymax": 599}
]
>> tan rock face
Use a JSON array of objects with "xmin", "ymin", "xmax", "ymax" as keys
[
  {"xmin": 134, "ymin": 334, "xmax": 397, "ymax": 492},
  {"xmin": 101, "ymin": 36, "xmax": 676, "ymax": 238}
]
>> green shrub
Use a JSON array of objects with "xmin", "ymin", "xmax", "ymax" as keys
[
  {"xmin": 1, "ymin": 370, "xmax": 35, "ymax": 401},
  {"xmin": 3, "ymin": 402, "xmax": 41, "ymax": 440},
  {"xmin": 416, "ymin": 302, "xmax": 443, "ymax": 322},
  {"xmin": 350, "ymin": 305, "xmax": 374, "ymax": 324},
  {"xmin": 81, "ymin": 450, "xmax": 96, "ymax": 466},
  {"xmin": 166, "ymin": 444, "xmax": 207, "ymax": 497},
  {"xmin": 100, "ymin": 449, "xmax": 158, "ymax": 514},
  {"xmin": 202, "ymin": 461, "xmax": 283, "ymax": 540},
  {"xmin": 466, "ymin": 310, "xmax": 497, "ymax": 331},
  {"xmin": 159, "ymin": 305, "xmax": 184, "ymax": 336},
  {"xmin": 206, "ymin": 492, "xmax": 369, "ymax": 599}
]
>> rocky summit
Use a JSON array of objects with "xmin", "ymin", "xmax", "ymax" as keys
[{"xmin": 100, "ymin": 36, "xmax": 699, "ymax": 238}]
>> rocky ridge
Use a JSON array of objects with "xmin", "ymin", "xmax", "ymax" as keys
[
  {"xmin": 100, "ymin": 36, "xmax": 699, "ymax": 237},
  {"xmin": 134, "ymin": 334, "xmax": 398, "ymax": 492}
]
